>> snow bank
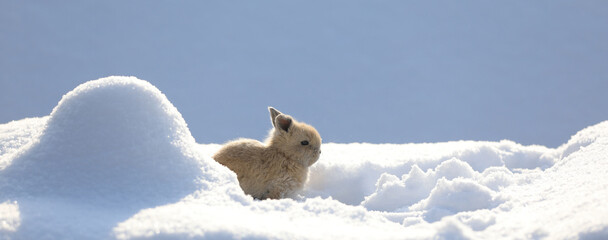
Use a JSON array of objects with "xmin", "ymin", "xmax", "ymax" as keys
[
  {"xmin": 0, "ymin": 77, "xmax": 241, "ymax": 238},
  {"xmin": 1, "ymin": 77, "xmax": 228, "ymax": 205},
  {"xmin": 1, "ymin": 76, "xmax": 608, "ymax": 239}
]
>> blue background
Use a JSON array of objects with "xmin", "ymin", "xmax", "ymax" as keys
[{"xmin": 2, "ymin": 1, "xmax": 607, "ymax": 147}]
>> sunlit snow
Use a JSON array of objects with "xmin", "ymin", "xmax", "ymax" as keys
[{"xmin": 1, "ymin": 77, "xmax": 607, "ymax": 239}]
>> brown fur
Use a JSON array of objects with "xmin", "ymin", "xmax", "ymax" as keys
[{"xmin": 213, "ymin": 107, "xmax": 322, "ymax": 199}]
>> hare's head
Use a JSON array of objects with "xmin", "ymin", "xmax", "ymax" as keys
[{"xmin": 266, "ymin": 107, "xmax": 322, "ymax": 167}]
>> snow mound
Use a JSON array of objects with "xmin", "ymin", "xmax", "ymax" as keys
[
  {"xmin": 412, "ymin": 178, "xmax": 501, "ymax": 222},
  {"xmin": 0, "ymin": 117, "xmax": 46, "ymax": 170},
  {"xmin": 0, "ymin": 77, "xmax": 221, "ymax": 206},
  {"xmin": 362, "ymin": 158, "xmax": 475, "ymax": 212},
  {"xmin": 303, "ymin": 141, "xmax": 553, "ymax": 208},
  {"xmin": 1, "ymin": 76, "xmax": 608, "ymax": 239}
]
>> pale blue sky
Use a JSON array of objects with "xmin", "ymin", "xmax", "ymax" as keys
[{"xmin": 1, "ymin": 1, "xmax": 607, "ymax": 147}]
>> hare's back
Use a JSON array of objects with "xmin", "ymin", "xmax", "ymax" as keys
[{"xmin": 213, "ymin": 138, "xmax": 265, "ymax": 168}]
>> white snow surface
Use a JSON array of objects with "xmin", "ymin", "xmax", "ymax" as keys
[{"xmin": 1, "ymin": 76, "xmax": 607, "ymax": 239}]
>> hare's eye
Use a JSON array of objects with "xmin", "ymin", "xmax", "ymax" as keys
[{"xmin": 300, "ymin": 141, "xmax": 309, "ymax": 146}]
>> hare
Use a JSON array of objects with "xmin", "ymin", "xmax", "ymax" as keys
[{"xmin": 213, "ymin": 107, "xmax": 322, "ymax": 200}]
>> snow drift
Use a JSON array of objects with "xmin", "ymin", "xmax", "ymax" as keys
[
  {"xmin": 1, "ymin": 76, "xmax": 607, "ymax": 239},
  {"xmin": 2, "ymin": 78, "xmax": 210, "ymax": 203}
]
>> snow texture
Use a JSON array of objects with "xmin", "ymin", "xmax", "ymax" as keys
[{"xmin": 1, "ymin": 76, "xmax": 607, "ymax": 239}]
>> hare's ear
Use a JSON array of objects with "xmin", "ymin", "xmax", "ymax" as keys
[
  {"xmin": 274, "ymin": 114, "xmax": 293, "ymax": 133},
  {"xmin": 269, "ymin": 107, "xmax": 292, "ymax": 132},
  {"xmin": 269, "ymin": 107, "xmax": 282, "ymax": 124}
]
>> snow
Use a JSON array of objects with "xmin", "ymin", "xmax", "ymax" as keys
[{"xmin": 1, "ymin": 76, "xmax": 608, "ymax": 239}]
